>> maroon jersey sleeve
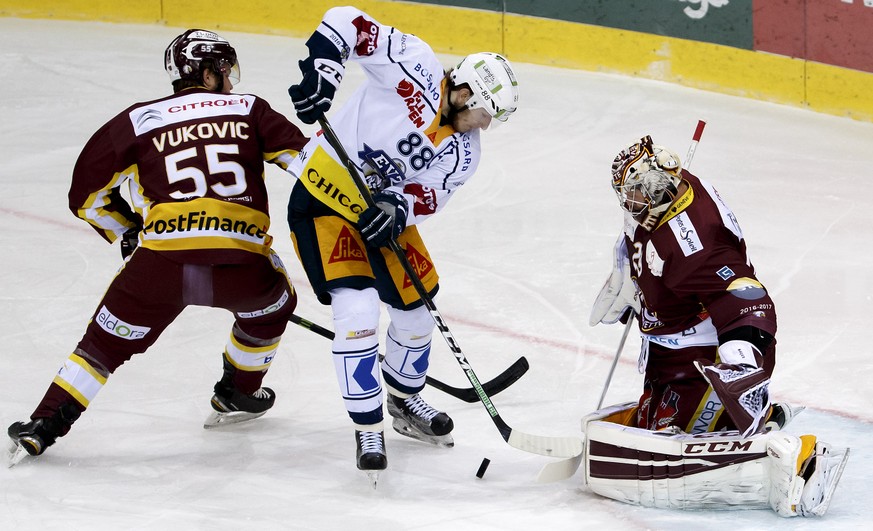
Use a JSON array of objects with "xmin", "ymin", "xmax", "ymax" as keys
[
  {"xmin": 68, "ymin": 112, "xmax": 142, "ymax": 243},
  {"xmin": 632, "ymin": 173, "xmax": 777, "ymax": 339}
]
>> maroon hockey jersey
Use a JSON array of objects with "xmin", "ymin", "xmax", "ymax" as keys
[
  {"xmin": 68, "ymin": 87, "xmax": 308, "ymax": 262},
  {"xmin": 624, "ymin": 171, "xmax": 777, "ymax": 341}
]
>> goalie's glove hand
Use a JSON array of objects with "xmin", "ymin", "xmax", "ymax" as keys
[
  {"xmin": 288, "ymin": 55, "xmax": 344, "ymax": 125},
  {"xmin": 356, "ymin": 190, "xmax": 408, "ymax": 248},
  {"xmin": 120, "ymin": 226, "xmax": 140, "ymax": 259}
]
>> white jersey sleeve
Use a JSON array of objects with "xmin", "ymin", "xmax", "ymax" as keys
[{"xmin": 290, "ymin": 6, "xmax": 483, "ymax": 226}]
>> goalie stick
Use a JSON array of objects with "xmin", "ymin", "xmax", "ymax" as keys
[
  {"xmin": 316, "ymin": 117, "xmax": 584, "ymax": 459},
  {"xmin": 289, "ymin": 313, "xmax": 530, "ymax": 402},
  {"xmin": 537, "ymin": 119, "xmax": 708, "ymax": 483}
]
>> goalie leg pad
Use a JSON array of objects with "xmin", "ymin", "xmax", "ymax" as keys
[
  {"xmin": 583, "ymin": 406, "xmax": 850, "ymax": 518},
  {"xmin": 767, "ymin": 433, "xmax": 850, "ymax": 517},
  {"xmin": 584, "ymin": 417, "xmax": 772, "ymax": 511}
]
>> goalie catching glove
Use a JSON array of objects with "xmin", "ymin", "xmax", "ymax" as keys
[
  {"xmin": 356, "ymin": 190, "xmax": 408, "ymax": 248},
  {"xmin": 288, "ymin": 33, "xmax": 345, "ymax": 124},
  {"xmin": 589, "ymin": 232, "xmax": 640, "ymax": 326}
]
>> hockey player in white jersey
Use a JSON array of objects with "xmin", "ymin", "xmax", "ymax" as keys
[{"xmin": 285, "ymin": 6, "xmax": 519, "ymax": 475}]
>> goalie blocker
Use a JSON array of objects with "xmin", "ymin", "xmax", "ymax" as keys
[{"xmin": 581, "ymin": 402, "xmax": 849, "ymax": 518}]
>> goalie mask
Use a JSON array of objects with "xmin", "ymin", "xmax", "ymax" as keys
[
  {"xmin": 165, "ymin": 29, "xmax": 240, "ymax": 86},
  {"xmin": 611, "ymin": 136, "xmax": 682, "ymax": 231}
]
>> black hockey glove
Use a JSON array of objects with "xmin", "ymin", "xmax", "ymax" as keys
[
  {"xmin": 288, "ymin": 34, "xmax": 345, "ymax": 124},
  {"xmin": 356, "ymin": 190, "xmax": 408, "ymax": 248},
  {"xmin": 120, "ymin": 226, "xmax": 139, "ymax": 259}
]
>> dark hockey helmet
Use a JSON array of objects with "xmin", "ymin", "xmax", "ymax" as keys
[
  {"xmin": 611, "ymin": 136, "xmax": 682, "ymax": 230},
  {"xmin": 165, "ymin": 29, "xmax": 239, "ymax": 84}
]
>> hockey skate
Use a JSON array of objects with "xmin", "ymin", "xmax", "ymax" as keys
[
  {"xmin": 797, "ymin": 442, "xmax": 850, "ymax": 517},
  {"xmin": 7, "ymin": 420, "xmax": 48, "ymax": 467},
  {"xmin": 7, "ymin": 404, "xmax": 80, "ymax": 467},
  {"xmin": 356, "ymin": 429, "xmax": 387, "ymax": 488},
  {"xmin": 765, "ymin": 402, "xmax": 805, "ymax": 432},
  {"xmin": 203, "ymin": 386, "xmax": 276, "ymax": 429},
  {"xmin": 387, "ymin": 393, "xmax": 454, "ymax": 447}
]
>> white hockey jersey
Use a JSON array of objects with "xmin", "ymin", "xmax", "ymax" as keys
[{"xmin": 288, "ymin": 6, "xmax": 481, "ymax": 225}]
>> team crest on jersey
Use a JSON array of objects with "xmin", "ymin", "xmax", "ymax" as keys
[
  {"xmin": 329, "ymin": 226, "xmax": 368, "ymax": 264},
  {"xmin": 717, "ymin": 265, "xmax": 735, "ymax": 280}
]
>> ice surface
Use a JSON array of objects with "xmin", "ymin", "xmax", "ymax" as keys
[{"xmin": 1, "ymin": 17, "xmax": 870, "ymax": 530}]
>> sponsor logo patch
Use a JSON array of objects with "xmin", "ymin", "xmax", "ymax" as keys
[
  {"xmin": 402, "ymin": 243, "xmax": 434, "ymax": 288},
  {"xmin": 237, "ymin": 290, "xmax": 290, "ymax": 319},
  {"xmin": 96, "ymin": 306, "xmax": 151, "ymax": 340},
  {"xmin": 669, "ymin": 212, "xmax": 703, "ymax": 256},
  {"xmin": 352, "ymin": 15, "xmax": 379, "ymax": 56},
  {"xmin": 329, "ymin": 226, "xmax": 368, "ymax": 263}
]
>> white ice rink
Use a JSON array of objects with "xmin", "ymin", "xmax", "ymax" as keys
[{"xmin": 1, "ymin": 17, "xmax": 871, "ymax": 530}]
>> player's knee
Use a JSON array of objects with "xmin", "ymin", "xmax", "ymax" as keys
[
  {"xmin": 331, "ymin": 287, "xmax": 381, "ymax": 332},
  {"xmin": 387, "ymin": 304, "xmax": 433, "ymax": 342}
]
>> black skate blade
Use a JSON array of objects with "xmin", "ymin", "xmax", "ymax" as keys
[
  {"xmin": 391, "ymin": 418, "xmax": 454, "ymax": 447},
  {"xmin": 203, "ymin": 410, "xmax": 266, "ymax": 429}
]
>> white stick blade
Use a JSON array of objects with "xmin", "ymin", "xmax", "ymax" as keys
[
  {"xmin": 536, "ymin": 453, "xmax": 584, "ymax": 483},
  {"xmin": 507, "ymin": 431, "xmax": 583, "ymax": 458}
]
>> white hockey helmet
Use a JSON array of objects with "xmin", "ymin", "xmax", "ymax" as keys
[
  {"xmin": 611, "ymin": 136, "xmax": 682, "ymax": 230},
  {"xmin": 450, "ymin": 52, "xmax": 519, "ymax": 123},
  {"xmin": 165, "ymin": 29, "xmax": 239, "ymax": 84}
]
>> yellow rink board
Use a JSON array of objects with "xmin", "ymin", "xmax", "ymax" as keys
[{"xmin": 2, "ymin": 0, "xmax": 871, "ymax": 122}]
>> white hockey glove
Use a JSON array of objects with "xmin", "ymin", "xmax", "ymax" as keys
[
  {"xmin": 694, "ymin": 340, "xmax": 771, "ymax": 438},
  {"xmin": 589, "ymin": 234, "xmax": 640, "ymax": 326}
]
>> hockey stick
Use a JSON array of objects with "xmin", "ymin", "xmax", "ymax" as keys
[
  {"xmin": 288, "ymin": 313, "xmax": 530, "ymax": 402},
  {"xmin": 596, "ymin": 315, "xmax": 634, "ymax": 410},
  {"xmin": 317, "ymin": 117, "xmax": 583, "ymax": 459},
  {"xmin": 537, "ymin": 119, "xmax": 708, "ymax": 483}
]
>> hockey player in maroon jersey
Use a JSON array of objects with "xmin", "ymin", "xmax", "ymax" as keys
[
  {"xmin": 7, "ymin": 29, "xmax": 309, "ymax": 464},
  {"xmin": 586, "ymin": 135, "xmax": 848, "ymax": 517},
  {"xmin": 597, "ymin": 135, "xmax": 779, "ymax": 437}
]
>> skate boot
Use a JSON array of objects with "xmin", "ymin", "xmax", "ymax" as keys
[
  {"xmin": 204, "ymin": 353, "xmax": 276, "ymax": 428},
  {"xmin": 765, "ymin": 402, "xmax": 805, "ymax": 432},
  {"xmin": 203, "ymin": 385, "xmax": 276, "ymax": 429},
  {"xmin": 387, "ymin": 393, "xmax": 454, "ymax": 447},
  {"xmin": 7, "ymin": 403, "xmax": 81, "ymax": 466},
  {"xmin": 356, "ymin": 429, "xmax": 387, "ymax": 488}
]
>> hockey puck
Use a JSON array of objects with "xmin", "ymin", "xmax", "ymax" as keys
[{"xmin": 475, "ymin": 457, "xmax": 491, "ymax": 479}]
